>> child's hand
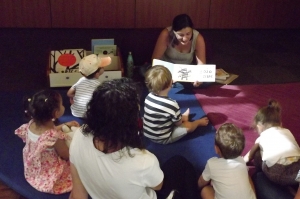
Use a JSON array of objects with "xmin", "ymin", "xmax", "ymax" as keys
[
  {"xmin": 69, "ymin": 98, "xmax": 74, "ymax": 105},
  {"xmin": 243, "ymin": 155, "xmax": 249, "ymax": 163},
  {"xmin": 182, "ymin": 108, "xmax": 190, "ymax": 122},
  {"xmin": 182, "ymin": 114, "xmax": 189, "ymax": 122},
  {"xmin": 193, "ymin": 81, "xmax": 203, "ymax": 87},
  {"xmin": 65, "ymin": 121, "xmax": 80, "ymax": 128}
]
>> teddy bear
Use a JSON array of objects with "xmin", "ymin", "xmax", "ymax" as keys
[{"xmin": 61, "ymin": 124, "xmax": 79, "ymax": 147}]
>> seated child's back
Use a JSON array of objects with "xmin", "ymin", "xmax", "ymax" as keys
[
  {"xmin": 143, "ymin": 65, "xmax": 209, "ymax": 144},
  {"xmin": 198, "ymin": 123, "xmax": 256, "ymax": 199},
  {"xmin": 67, "ymin": 54, "xmax": 111, "ymax": 117},
  {"xmin": 15, "ymin": 89, "xmax": 79, "ymax": 194}
]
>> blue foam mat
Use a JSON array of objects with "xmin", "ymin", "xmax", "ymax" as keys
[{"xmin": 0, "ymin": 85, "xmax": 217, "ymax": 198}]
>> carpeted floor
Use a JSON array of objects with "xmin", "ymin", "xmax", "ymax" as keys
[{"xmin": 194, "ymin": 82, "xmax": 300, "ymax": 154}]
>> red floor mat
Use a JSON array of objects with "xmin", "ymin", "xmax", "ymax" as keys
[{"xmin": 194, "ymin": 82, "xmax": 300, "ymax": 154}]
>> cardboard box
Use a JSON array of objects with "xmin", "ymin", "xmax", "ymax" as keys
[
  {"xmin": 49, "ymin": 49, "xmax": 86, "ymax": 73},
  {"xmin": 49, "ymin": 71, "xmax": 122, "ymax": 87},
  {"xmin": 48, "ymin": 49, "xmax": 124, "ymax": 87}
]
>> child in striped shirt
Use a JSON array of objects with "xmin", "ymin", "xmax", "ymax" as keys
[
  {"xmin": 143, "ymin": 65, "xmax": 209, "ymax": 144},
  {"xmin": 67, "ymin": 54, "xmax": 111, "ymax": 118}
]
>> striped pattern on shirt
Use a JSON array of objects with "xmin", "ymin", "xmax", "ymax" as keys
[
  {"xmin": 143, "ymin": 93, "xmax": 182, "ymax": 142},
  {"xmin": 70, "ymin": 77, "xmax": 100, "ymax": 117}
]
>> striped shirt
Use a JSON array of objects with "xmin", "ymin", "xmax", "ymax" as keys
[
  {"xmin": 70, "ymin": 77, "xmax": 100, "ymax": 117},
  {"xmin": 143, "ymin": 92, "xmax": 182, "ymax": 142}
]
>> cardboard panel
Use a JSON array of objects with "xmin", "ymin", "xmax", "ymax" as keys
[{"xmin": 49, "ymin": 49, "xmax": 86, "ymax": 73}]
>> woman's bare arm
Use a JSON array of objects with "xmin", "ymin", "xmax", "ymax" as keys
[
  {"xmin": 69, "ymin": 163, "xmax": 89, "ymax": 199},
  {"xmin": 195, "ymin": 34, "xmax": 206, "ymax": 64},
  {"xmin": 54, "ymin": 138, "xmax": 69, "ymax": 160},
  {"xmin": 152, "ymin": 29, "xmax": 169, "ymax": 61}
]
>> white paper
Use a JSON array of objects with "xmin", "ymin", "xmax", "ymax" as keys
[{"xmin": 152, "ymin": 59, "xmax": 216, "ymax": 82}]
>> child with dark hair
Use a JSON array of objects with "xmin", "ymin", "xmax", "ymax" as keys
[
  {"xmin": 69, "ymin": 77, "xmax": 200, "ymax": 199},
  {"xmin": 244, "ymin": 99, "xmax": 300, "ymax": 186},
  {"xmin": 15, "ymin": 89, "xmax": 79, "ymax": 194},
  {"xmin": 143, "ymin": 65, "xmax": 209, "ymax": 144},
  {"xmin": 198, "ymin": 123, "xmax": 256, "ymax": 199},
  {"xmin": 67, "ymin": 54, "xmax": 111, "ymax": 118}
]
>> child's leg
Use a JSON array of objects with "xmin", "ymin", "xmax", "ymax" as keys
[
  {"xmin": 183, "ymin": 117, "xmax": 209, "ymax": 133},
  {"xmin": 162, "ymin": 115, "xmax": 209, "ymax": 144},
  {"xmin": 263, "ymin": 160, "xmax": 300, "ymax": 186},
  {"xmin": 163, "ymin": 126, "xmax": 187, "ymax": 144},
  {"xmin": 252, "ymin": 171, "xmax": 295, "ymax": 199},
  {"xmin": 201, "ymin": 185, "xmax": 215, "ymax": 199}
]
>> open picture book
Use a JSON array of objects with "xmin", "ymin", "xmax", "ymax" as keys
[{"xmin": 152, "ymin": 59, "xmax": 216, "ymax": 82}]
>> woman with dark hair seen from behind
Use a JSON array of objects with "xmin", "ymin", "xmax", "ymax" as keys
[
  {"xmin": 69, "ymin": 77, "xmax": 199, "ymax": 199},
  {"xmin": 152, "ymin": 13, "xmax": 206, "ymax": 88}
]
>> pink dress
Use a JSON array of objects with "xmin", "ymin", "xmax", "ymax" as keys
[{"xmin": 15, "ymin": 120, "xmax": 72, "ymax": 194}]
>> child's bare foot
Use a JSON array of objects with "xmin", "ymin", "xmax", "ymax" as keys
[
  {"xmin": 197, "ymin": 117, "xmax": 209, "ymax": 126},
  {"xmin": 184, "ymin": 117, "xmax": 209, "ymax": 133},
  {"xmin": 182, "ymin": 108, "xmax": 190, "ymax": 122}
]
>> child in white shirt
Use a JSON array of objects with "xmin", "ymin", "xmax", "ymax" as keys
[{"xmin": 198, "ymin": 123, "xmax": 256, "ymax": 199}]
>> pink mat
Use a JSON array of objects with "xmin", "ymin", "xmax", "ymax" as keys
[{"xmin": 194, "ymin": 82, "xmax": 300, "ymax": 154}]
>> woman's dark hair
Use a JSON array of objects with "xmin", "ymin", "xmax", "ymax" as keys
[
  {"xmin": 23, "ymin": 89, "xmax": 61, "ymax": 126},
  {"xmin": 172, "ymin": 13, "xmax": 194, "ymax": 31},
  {"xmin": 170, "ymin": 13, "xmax": 194, "ymax": 46},
  {"xmin": 254, "ymin": 99, "xmax": 281, "ymax": 127},
  {"xmin": 82, "ymin": 77, "xmax": 144, "ymax": 155},
  {"xmin": 215, "ymin": 123, "xmax": 245, "ymax": 159}
]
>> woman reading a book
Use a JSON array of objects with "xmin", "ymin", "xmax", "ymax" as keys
[{"xmin": 152, "ymin": 13, "xmax": 206, "ymax": 88}]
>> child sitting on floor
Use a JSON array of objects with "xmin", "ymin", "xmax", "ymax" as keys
[
  {"xmin": 143, "ymin": 65, "xmax": 209, "ymax": 144},
  {"xmin": 15, "ymin": 89, "xmax": 79, "ymax": 194},
  {"xmin": 67, "ymin": 54, "xmax": 111, "ymax": 118},
  {"xmin": 198, "ymin": 123, "xmax": 256, "ymax": 199},
  {"xmin": 244, "ymin": 99, "xmax": 300, "ymax": 186}
]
